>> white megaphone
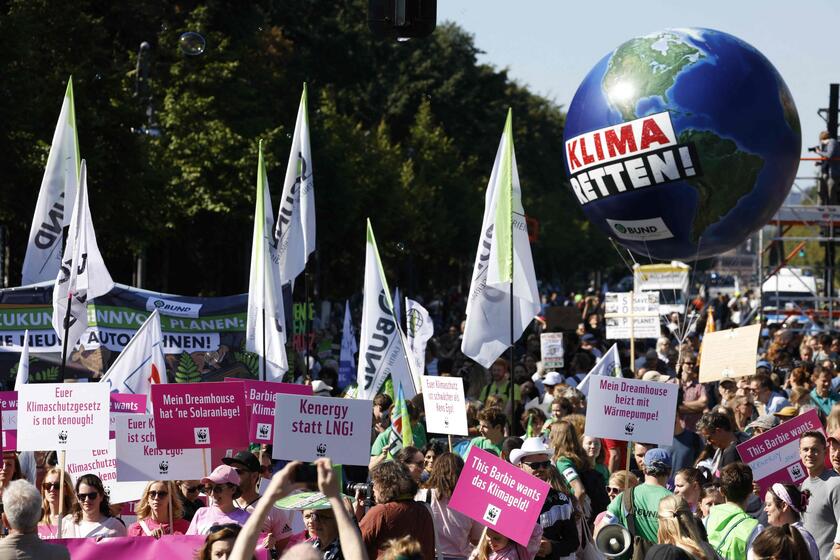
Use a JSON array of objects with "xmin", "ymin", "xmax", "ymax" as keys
[{"xmin": 594, "ymin": 523, "xmax": 632, "ymax": 559}]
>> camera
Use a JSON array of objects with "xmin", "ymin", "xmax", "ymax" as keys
[
  {"xmin": 346, "ymin": 482, "xmax": 374, "ymax": 507},
  {"xmin": 808, "ymin": 145, "xmax": 820, "ymax": 153}
]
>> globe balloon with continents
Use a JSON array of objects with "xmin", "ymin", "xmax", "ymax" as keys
[{"xmin": 564, "ymin": 28, "xmax": 800, "ymax": 260}]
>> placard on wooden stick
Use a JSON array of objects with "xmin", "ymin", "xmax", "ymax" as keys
[{"xmin": 699, "ymin": 324, "xmax": 761, "ymax": 382}]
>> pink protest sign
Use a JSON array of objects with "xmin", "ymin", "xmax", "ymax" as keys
[
  {"xmin": 224, "ymin": 378, "xmax": 312, "ymax": 442},
  {"xmin": 736, "ymin": 408, "xmax": 825, "ymax": 494},
  {"xmin": 110, "ymin": 393, "xmax": 146, "ymax": 414},
  {"xmin": 449, "ymin": 447, "xmax": 549, "ymax": 546},
  {"xmin": 53, "ymin": 535, "xmax": 269, "ymax": 560},
  {"xmin": 0, "ymin": 391, "xmax": 13, "ymax": 451},
  {"xmin": 110, "ymin": 393, "xmax": 147, "ymax": 439},
  {"xmin": 151, "ymin": 382, "xmax": 248, "ymax": 449}
]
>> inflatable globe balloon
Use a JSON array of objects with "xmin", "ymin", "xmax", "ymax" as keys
[{"xmin": 564, "ymin": 28, "xmax": 800, "ymax": 260}]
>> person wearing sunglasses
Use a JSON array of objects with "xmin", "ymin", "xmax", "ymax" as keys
[
  {"xmin": 223, "ymin": 451, "xmax": 304, "ymax": 556},
  {"xmin": 61, "ymin": 473, "xmax": 126, "ymax": 538},
  {"xmin": 177, "ymin": 480, "xmax": 205, "ymax": 521},
  {"xmin": 605, "ymin": 469, "xmax": 639, "ymax": 505},
  {"xmin": 37, "ymin": 467, "xmax": 75, "ymax": 539},
  {"xmin": 186, "ymin": 465, "xmax": 250, "ymax": 535},
  {"xmin": 127, "ymin": 481, "xmax": 189, "ymax": 537},
  {"xmin": 510, "ymin": 437, "xmax": 580, "ymax": 559}
]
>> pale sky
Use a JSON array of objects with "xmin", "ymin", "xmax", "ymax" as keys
[{"xmin": 438, "ymin": 0, "xmax": 839, "ymax": 186}]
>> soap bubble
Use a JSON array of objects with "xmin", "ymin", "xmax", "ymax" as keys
[{"xmin": 179, "ymin": 31, "xmax": 206, "ymax": 56}]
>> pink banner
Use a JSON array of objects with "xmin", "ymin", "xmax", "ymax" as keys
[
  {"xmin": 225, "ymin": 378, "xmax": 312, "ymax": 443},
  {"xmin": 110, "ymin": 394, "xmax": 146, "ymax": 414},
  {"xmin": 0, "ymin": 391, "xmax": 15, "ymax": 451},
  {"xmin": 736, "ymin": 408, "xmax": 825, "ymax": 494},
  {"xmin": 449, "ymin": 447, "xmax": 549, "ymax": 546},
  {"xmin": 151, "ymin": 382, "xmax": 248, "ymax": 449},
  {"xmin": 52, "ymin": 535, "xmax": 269, "ymax": 559}
]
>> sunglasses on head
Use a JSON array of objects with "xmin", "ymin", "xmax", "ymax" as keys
[
  {"xmin": 522, "ymin": 460, "xmax": 551, "ymax": 470},
  {"xmin": 78, "ymin": 492, "xmax": 99, "ymax": 502},
  {"xmin": 148, "ymin": 490, "xmax": 169, "ymax": 499},
  {"xmin": 208, "ymin": 523, "xmax": 240, "ymax": 534}
]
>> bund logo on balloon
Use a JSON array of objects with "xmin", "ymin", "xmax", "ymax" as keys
[{"xmin": 564, "ymin": 28, "xmax": 801, "ymax": 260}]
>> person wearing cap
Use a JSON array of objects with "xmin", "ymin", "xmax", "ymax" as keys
[
  {"xmin": 311, "ymin": 380, "xmax": 334, "ymax": 398},
  {"xmin": 525, "ymin": 371, "xmax": 561, "ymax": 416},
  {"xmin": 745, "ymin": 414, "xmax": 779, "ymax": 437},
  {"xmin": 597, "ymin": 448, "xmax": 673, "ymax": 550},
  {"xmin": 810, "ymin": 366, "xmax": 840, "ymax": 416},
  {"xmin": 773, "ymin": 406, "xmax": 799, "ymax": 421},
  {"xmin": 224, "ymin": 451, "xmax": 303, "ymax": 556},
  {"xmin": 749, "ymin": 373, "xmax": 790, "ymax": 415},
  {"xmin": 580, "ymin": 333, "xmax": 602, "ymax": 359},
  {"xmin": 511, "ymin": 438, "xmax": 579, "ymax": 559},
  {"xmin": 186, "ymin": 465, "xmax": 249, "ymax": 535},
  {"xmin": 705, "ymin": 462, "xmax": 762, "ymax": 559},
  {"xmin": 798, "ymin": 430, "xmax": 840, "ymax": 560}
]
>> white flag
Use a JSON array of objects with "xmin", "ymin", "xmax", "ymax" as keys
[
  {"xmin": 405, "ymin": 298, "xmax": 434, "ymax": 377},
  {"xmin": 247, "ymin": 142, "xmax": 288, "ymax": 379},
  {"xmin": 461, "ymin": 110, "xmax": 540, "ymax": 367},
  {"xmin": 357, "ymin": 220, "xmax": 417, "ymax": 400},
  {"xmin": 52, "ymin": 160, "xmax": 114, "ymax": 353},
  {"xmin": 100, "ymin": 310, "xmax": 166, "ymax": 411},
  {"xmin": 338, "ymin": 300, "xmax": 358, "ymax": 388},
  {"xmin": 576, "ymin": 343, "xmax": 622, "ymax": 396},
  {"xmin": 22, "ymin": 78, "xmax": 81, "ymax": 285},
  {"xmin": 274, "ymin": 84, "xmax": 315, "ymax": 290},
  {"xmin": 14, "ymin": 330, "xmax": 30, "ymax": 392}
]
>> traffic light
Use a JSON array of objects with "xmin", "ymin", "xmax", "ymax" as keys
[{"xmin": 368, "ymin": 0, "xmax": 436, "ymax": 40}]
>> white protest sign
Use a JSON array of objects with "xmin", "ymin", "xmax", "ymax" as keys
[
  {"xmin": 272, "ymin": 394, "xmax": 373, "ymax": 466},
  {"xmin": 699, "ymin": 324, "xmax": 761, "ymax": 382},
  {"xmin": 115, "ymin": 414, "xmax": 205, "ymax": 482},
  {"xmin": 17, "ymin": 383, "xmax": 109, "ymax": 451},
  {"xmin": 65, "ymin": 440, "xmax": 148, "ymax": 504},
  {"xmin": 584, "ymin": 376, "xmax": 678, "ymax": 445},
  {"xmin": 604, "ymin": 292, "xmax": 660, "ymax": 339},
  {"xmin": 421, "ymin": 376, "xmax": 468, "ymax": 436},
  {"xmin": 540, "ymin": 333, "xmax": 564, "ymax": 369}
]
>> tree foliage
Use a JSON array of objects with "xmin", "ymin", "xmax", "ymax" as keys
[{"xmin": 0, "ymin": 0, "xmax": 619, "ymax": 299}]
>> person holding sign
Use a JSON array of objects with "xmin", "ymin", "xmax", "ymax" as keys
[
  {"xmin": 127, "ymin": 481, "xmax": 189, "ymax": 537},
  {"xmin": 37, "ymin": 468, "xmax": 74, "ymax": 539},
  {"xmin": 224, "ymin": 451, "xmax": 303, "ymax": 555},
  {"xmin": 61, "ymin": 474, "xmax": 127, "ymax": 538},
  {"xmin": 187, "ymin": 465, "xmax": 250, "ymax": 535}
]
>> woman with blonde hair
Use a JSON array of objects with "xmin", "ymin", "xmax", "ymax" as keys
[
  {"xmin": 128, "ymin": 480, "xmax": 190, "ymax": 537},
  {"xmin": 657, "ymin": 495, "xmax": 716, "ymax": 560},
  {"xmin": 549, "ymin": 421, "xmax": 588, "ymax": 501},
  {"xmin": 381, "ymin": 536, "xmax": 423, "ymax": 560},
  {"xmin": 605, "ymin": 470, "xmax": 638, "ymax": 503},
  {"xmin": 37, "ymin": 467, "xmax": 75, "ymax": 538}
]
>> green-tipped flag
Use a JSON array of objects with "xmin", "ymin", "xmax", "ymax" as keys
[
  {"xmin": 356, "ymin": 219, "xmax": 417, "ymax": 399},
  {"xmin": 461, "ymin": 110, "xmax": 540, "ymax": 367},
  {"xmin": 246, "ymin": 142, "xmax": 289, "ymax": 379},
  {"xmin": 23, "ymin": 78, "xmax": 81, "ymax": 285},
  {"xmin": 399, "ymin": 383, "xmax": 414, "ymax": 448}
]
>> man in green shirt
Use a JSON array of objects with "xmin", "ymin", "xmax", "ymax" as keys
[
  {"xmin": 466, "ymin": 407, "xmax": 506, "ymax": 457},
  {"xmin": 597, "ymin": 447, "xmax": 673, "ymax": 548},
  {"xmin": 479, "ymin": 359, "xmax": 521, "ymax": 411}
]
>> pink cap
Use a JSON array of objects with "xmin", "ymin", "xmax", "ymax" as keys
[{"xmin": 201, "ymin": 464, "xmax": 240, "ymax": 486}]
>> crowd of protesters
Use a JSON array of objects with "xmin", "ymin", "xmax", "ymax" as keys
[{"xmin": 3, "ymin": 287, "xmax": 840, "ymax": 560}]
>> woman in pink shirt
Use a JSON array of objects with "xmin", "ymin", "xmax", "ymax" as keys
[
  {"xmin": 417, "ymin": 452, "xmax": 483, "ymax": 560},
  {"xmin": 186, "ymin": 465, "xmax": 250, "ymax": 535},
  {"xmin": 127, "ymin": 481, "xmax": 190, "ymax": 536}
]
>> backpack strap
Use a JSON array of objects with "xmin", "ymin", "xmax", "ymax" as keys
[
  {"xmin": 621, "ymin": 486, "xmax": 638, "ymax": 538},
  {"xmin": 713, "ymin": 513, "xmax": 751, "ymax": 556}
]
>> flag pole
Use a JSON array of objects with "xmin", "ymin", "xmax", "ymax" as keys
[
  {"xmin": 59, "ymin": 293, "xmax": 73, "ymax": 382},
  {"xmin": 304, "ymin": 269, "xmax": 311, "ymax": 380},
  {"xmin": 261, "ymin": 307, "xmax": 267, "ymax": 382}
]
